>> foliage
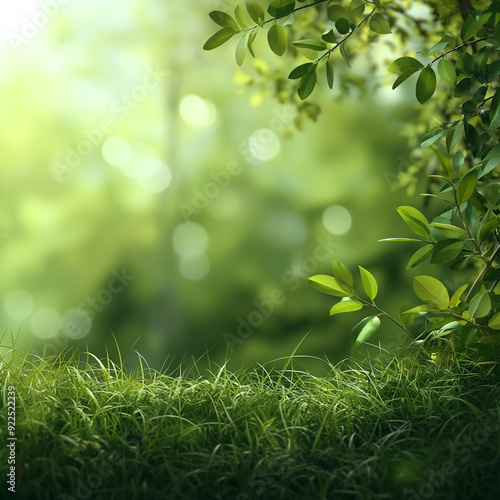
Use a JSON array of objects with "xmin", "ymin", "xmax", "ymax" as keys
[
  {"xmin": 1, "ymin": 346, "xmax": 499, "ymax": 499},
  {"xmin": 205, "ymin": 1, "xmax": 500, "ymax": 365}
]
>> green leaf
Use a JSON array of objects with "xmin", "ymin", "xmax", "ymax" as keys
[
  {"xmin": 448, "ymin": 122, "xmax": 462, "ymax": 153},
  {"xmin": 248, "ymin": 30, "xmax": 257, "ymax": 57},
  {"xmin": 298, "ymin": 65, "xmax": 317, "ymax": 100},
  {"xmin": 488, "ymin": 311, "xmax": 500, "ymax": 330},
  {"xmin": 420, "ymin": 128, "xmax": 446, "ymax": 148},
  {"xmin": 388, "ymin": 57, "xmax": 423, "ymax": 75},
  {"xmin": 331, "ymin": 261, "xmax": 354, "ymax": 288},
  {"xmin": 378, "ymin": 238, "xmax": 424, "ymax": 243},
  {"xmin": 478, "ymin": 214, "xmax": 500, "ymax": 243},
  {"xmin": 480, "ymin": 143, "xmax": 500, "ymax": 177},
  {"xmin": 464, "ymin": 122, "xmax": 481, "ymax": 156},
  {"xmin": 460, "ymin": 11, "xmax": 491, "ymax": 41},
  {"xmin": 407, "ymin": 244, "xmax": 434, "ymax": 269},
  {"xmin": 268, "ymin": 0, "xmax": 295, "ymax": 18},
  {"xmin": 292, "ymin": 39, "xmax": 327, "ymax": 51},
  {"xmin": 330, "ymin": 299, "xmax": 363, "ymax": 316},
  {"xmin": 209, "ymin": 11, "xmax": 240, "ymax": 30},
  {"xmin": 349, "ymin": 0, "xmax": 365, "ymax": 17},
  {"xmin": 413, "ymin": 276, "xmax": 450, "ymax": 309},
  {"xmin": 430, "ymin": 223, "xmax": 468, "ymax": 239},
  {"xmin": 399, "ymin": 301, "xmax": 415, "ymax": 326},
  {"xmin": 339, "ymin": 42, "xmax": 351, "ymax": 67},
  {"xmin": 235, "ymin": 5, "xmax": 249, "ymax": 29},
  {"xmin": 288, "ymin": 62, "xmax": 313, "ymax": 80},
  {"xmin": 438, "ymin": 59, "xmax": 457, "ymax": 87},
  {"xmin": 468, "ymin": 290, "xmax": 491, "ymax": 319},
  {"xmin": 456, "ymin": 52, "xmax": 474, "ymax": 75},
  {"xmin": 246, "ymin": 1, "xmax": 265, "ymax": 25},
  {"xmin": 486, "ymin": 60, "xmax": 500, "ymax": 83},
  {"xmin": 308, "ymin": 274, "xmax": 352, "ymax": 297},
  {"xmin": 457, "ymin": 168, "xmax": 478, "ymax": 205},
  {"xmin": 236, "ymin": 33, "xmax": 250, "ymax": 66},
  {"xmin": 404, "ymin": 305, "xmax": 440, "ymax": 314},
  {"xmin": 392, "ymin": 67, "xmax": 421, "ymax": 90},
  {"xmin": 322, "ymin": 29, "xmax": 336, "ymax": 43},
  {"xmin": 430, "ymin": 239, "xmax": 464, "ymax": 264},
  {"xmin": 267, "ymin": 24, "xmax": 287, "ymax": 56},
  {"xmin": 203, "ymin": 28, "xmax": 238, "ymax": 51},
  {"xmin": 326, "ymin": 59, "xmax": 334, "ymax": 89},
  {"xmin": 428, "ymin": 35, "xmax": 455, "ymax": 55},
  {"xmin": 454, "ymin": 77, "xmax": 471, "ymax": 98},
  {"xmin": 359, "ymin": 266, "xmax": 378, "ymax": 300},
  {"xmin": 369, "ymin": 13, "xmax": 391, "ymax": 34},
  {"xmin": 489, "ymin": 87, "xmax": 500, "ymax": 129},
  {"xmin": 351, "ymin": 316, "xmax": 381, "ymax": 349},
  {"xmin": 396, "ymin": 206, "xmax": 431, "ymax": 237},
  {"xmin": 416, "ymin": 67, "xmax": 436, "ymax": 104},
  {"xmin": 473, "ymin": 46, "xmax": 490, "ymax": 78},
  {"xmin": 429, "ymin": 146, "xmax": 452, "ymax": 178},
  {"xmin": 450, "ymin": 283, "xmax": 469, "ymax": 308},
  {"xmin": 336, "ymin": 18, "xmax": 351, "ymax": 35},
  {"xmin": 327, "ymin": 4, "xmax": 349, "ymax": 22}
]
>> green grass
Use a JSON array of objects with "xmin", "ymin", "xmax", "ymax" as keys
[{"xmin": 1, "ymin": 345, "xmax": 500, "ymax": 500}]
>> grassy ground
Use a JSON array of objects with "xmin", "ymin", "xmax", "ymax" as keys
[{"xmin": 1, "ymin": 347, "xmax": 499, "ymax": 500}]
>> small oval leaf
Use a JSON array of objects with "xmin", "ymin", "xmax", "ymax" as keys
[
  {"xmin": 236, "ymin": 33, "xmax": 250, "ymax": 66},
  {"xmin": 292, "ymin": 38, "xmax": 327, "ymax": 51},
  {"xmin": 209, "ymin": 11, "xmax": 240, "ymax": 30},
  {"xmin": 268, "ymin": 0, "xmax": 296, "ymax": 18},
  {"xmin": 288, "ymin": 62, "xmax": 313, "ymax": 80},
  {"xmin": 267, "ymin": 24, "xmax": 287, "ymax": 56},
  {"xmin": 246, "ymin": 1, "xmax": 265, "ymax": 25},
  {"xmin": 416, "ymin": 67, "xmax": 436, "ymax": 104},
  {"xmin": 308, "ymin": 275, "xmax": 352, "ymax": 297},
  {"xmin": 437, "ymin": 59, "xmax": 457, "ymax": 87},
  {"xmin": 358, "ymin": 266, "xmax": 378, "ymax": 300},
  {"xmin": 430, "ymin": 223, "xmax": 468, "ymax": 240},
  {"xmin": 413, "ymin": 275, "xmax": 450, "ymax": 310},
  {"xmin": 456, "ymin": 168, "xmax": 478, "ymax": 205},
  {"xmin": 330, "ymin": 299, "xmax": 363, "ymax": 316},
  {"xmin": 488, "ymin": 311, "xmax": 500, "ymax": 330},
  {"xmin": 326, "ymin": 59, "xmax": 334, "ymax": 89},
  {"xmin": 203, "ymin": 28, "xmax": 238, "ymax": 51},
  {"xmin": 332, "ymin": 261, "xmax": 354, "ymax": 288},
  {"xmin": 369, "ymin": 13, "xmax": 391, "ymax": 34},
  {"xmin": 396, "ymin": 206, "xmax": 431, "ymax": 237},
  {"xmin": 351, "ymin": 316, "xmax": 381, "ymax": 349},
  {"xmin": 450, "ymin": 283, "xmax": 469, "ymax": 308},
  {"xmin": 298, "ymin": 65, "xmax": 317, "ymax": 100},
  {"xmin": 388, "ymin": 56, "xmax": 423, "ymax": 74},
  {"xmin": 407, "ymin": 244, "xmax": 434, "ymax": 270}
]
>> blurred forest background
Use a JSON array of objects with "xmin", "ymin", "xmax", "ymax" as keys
[{"xmin": 0, "ymin": 0, "xmax": 446, "ymax": 371}]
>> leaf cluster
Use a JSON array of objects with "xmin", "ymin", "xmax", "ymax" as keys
[{"xmin": 206, "ymin": 2, "xmax": 500, "ymax": 365}]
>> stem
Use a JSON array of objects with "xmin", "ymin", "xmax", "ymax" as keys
[
  {"xmin": 447, "ymin": 309, "xmax": 497, "ymax": 338},
  {"xmin": 466, "ymin": 244, "xmax": 500, "ymax": 301},
  {"xmin": 317, "ymin": 8, "xmax": 376, "ymax": 64},
  {"xmin": 426, "ymin": 37, "xmax": 489, "ymax": 68},
  {"xmin": 357, "ymin": 297, "xmax": 414, "ymax": 340},
  {"xmin": 261, "ymin": 0, "xmax": 330, "ymax": 27},
  {"xmin": 451, "ymin": 182, "xmax": 488, "ymax": 263}
]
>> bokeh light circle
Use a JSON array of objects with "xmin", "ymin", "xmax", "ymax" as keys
[
  {"xmin": 30, "ymin": 308, "xmax": 62, "ymax": 339},
  {"xmin": 172, "ymin": 223, "xmax": 209, "ymax": 256},
  {"xmin": 102, "ymin": 136, "xmax": 131, "ymax": 167},
  {"xmin": 322, "ymin": 205, "xmax": 352, "ymax": 235},
  {"xmin": 4, "ymin": 289, "xmax": 34, "ymax": 320}
]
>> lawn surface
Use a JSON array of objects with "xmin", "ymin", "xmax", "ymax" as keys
[{"xmin": 1, "ymin": 350, "xmax": 499, "ymax": 500}]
